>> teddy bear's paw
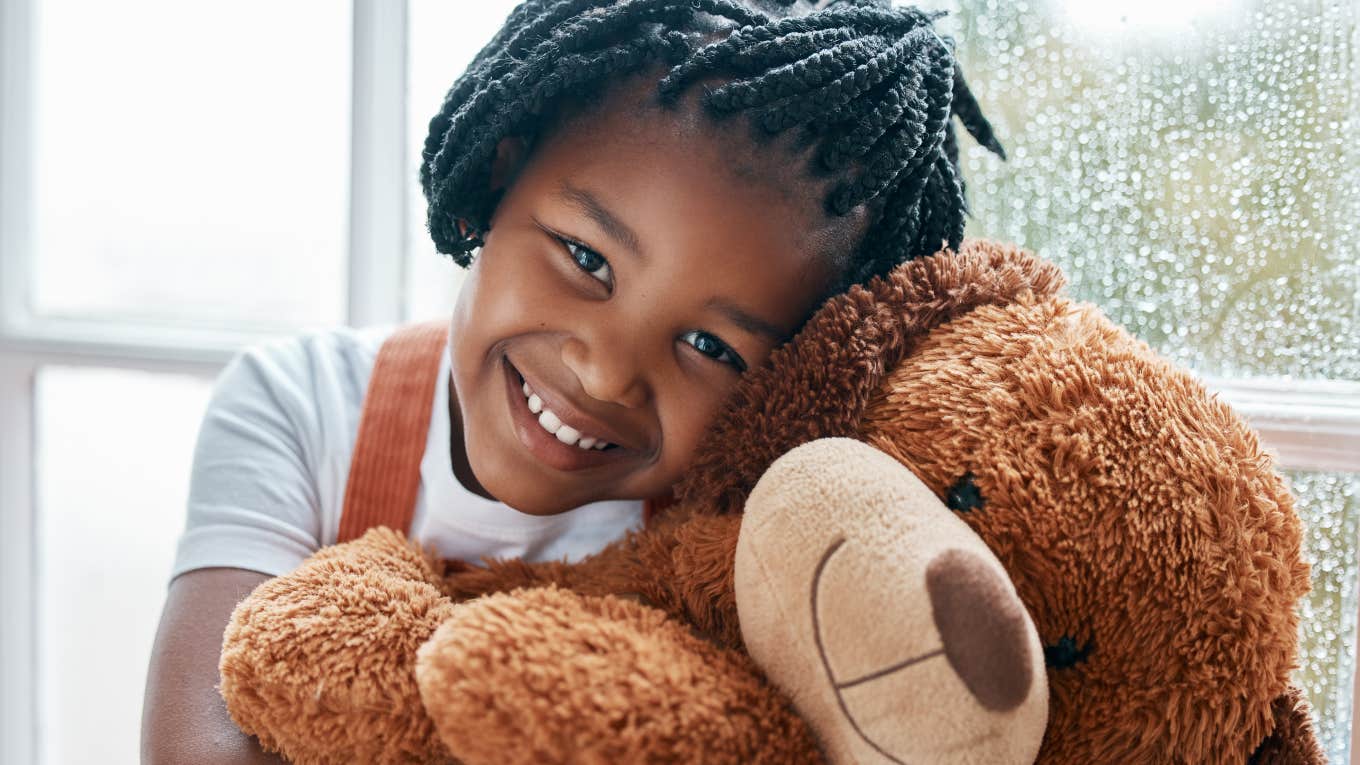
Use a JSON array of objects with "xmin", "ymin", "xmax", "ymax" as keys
[
  {"xmin": 735, "ymin": 437, "xmax": 1049, "ymax": 765},
  {"xmin": 220, "ymin": 527, "xmax": 459, "ymax": 764},
  {"xmin": 415, "ymin": 586, "xmax": 827, "ymax": 765}
]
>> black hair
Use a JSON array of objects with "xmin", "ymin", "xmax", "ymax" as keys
[{"xmin": 420, "ymin": 0, "xmax": 1005, "ymax": 292}]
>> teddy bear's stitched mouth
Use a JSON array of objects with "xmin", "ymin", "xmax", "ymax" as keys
[
  {"xmin": 809, "ymin": 537, "xmax": 931, "ymax": 764},
  {"xmin": 808, "ymin": 537, "xmax": 1036, "ymax": 762},
  {"xmin": 813, "ymin": 540, "xmax": 946, "ymax": 693}
]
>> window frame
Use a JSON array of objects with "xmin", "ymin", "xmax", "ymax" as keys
[{"xmin": 0, "ymin": 0, "xmax": 1357, "ymax": 762}]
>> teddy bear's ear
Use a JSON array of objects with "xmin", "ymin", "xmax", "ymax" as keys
[{"xmin": 1248, "ymin": 686, "xmax": 1327, "ymax": 764}]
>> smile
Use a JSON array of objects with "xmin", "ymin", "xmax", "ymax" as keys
[
  {"xmin": 502, "ymin": 357, "xmax": 633, "ymax": 473},
  {"xmin": 521, "ymin": 378, "xmax": 616, "ymax": 450}
]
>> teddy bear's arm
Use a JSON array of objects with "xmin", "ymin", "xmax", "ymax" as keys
[
  {"xmin": 615, "ymin": 510, "xmax": 747, "ymax": 648},
  {"xmin": 437, "ymin": 532, "xmax": 636, "ymax": 601},
  {"xmin": 219, "ymin": 527, "xmax": 458, "ymax": 765},
  {"xmin": 415, "ymin": 586, "xmax": 826, "ymax": 765},
  {"xmin": 440, "ymin": 506, "xmax": 748, "ymax": 649}
]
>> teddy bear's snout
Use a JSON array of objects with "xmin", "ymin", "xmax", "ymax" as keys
[{"xmin": 926, "ymin": 548, "xmax": 1035, "ymax": 713}]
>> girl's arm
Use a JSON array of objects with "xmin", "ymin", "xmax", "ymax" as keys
[{"xmin": 141, "ymin": 567, "xmax": 285, "ymax": 765}]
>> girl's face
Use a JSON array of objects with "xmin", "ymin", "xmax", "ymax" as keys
[{"xmin": 448, "ymin": 85, "xmax": 862, "ymax": 515}]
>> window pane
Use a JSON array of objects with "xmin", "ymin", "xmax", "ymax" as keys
[
  {"xmin": 920, "ymin": 0, "xmax": 1359, "ymax": 381},
  {"xmin": 35, "ymin": 367, "xmax": 212, "ymax": 765},
  {"xmin": 405, "ymin": 0, "xmax": 522, "ymax": 321},
  {"xmin": 31, "ymin": 1, "xmax": 352, "ymax": 328},
  {"xmin": 1289, "ymin": 470, "xmax": 1360, "ymax": 763}
]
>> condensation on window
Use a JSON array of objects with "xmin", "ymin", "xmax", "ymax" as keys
[
  {"xmin": 1289, "ymin": 470, "xmax": 1359, "ymax": 763},
  {"xmin": 915, "ymin": 0, "xmax": 1359, "ymax": 383}
]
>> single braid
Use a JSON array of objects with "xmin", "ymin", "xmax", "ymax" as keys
[
  {"xmin": 826, "ymin": 38, "xmax": 950, "ymax": 212},
  {"xmin": 421, "ymin": 0, "xmax": 1005, "ymax": 288},
  {"xmin": 816, "ymin": 69, "xmax": 917, "ymax": 170}
]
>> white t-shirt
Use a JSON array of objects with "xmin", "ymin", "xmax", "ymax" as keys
[{"xmin": 170, "ymin": 325, "xmax": 645, "ymax": 580}]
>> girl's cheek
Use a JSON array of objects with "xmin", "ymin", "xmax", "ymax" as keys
[
  {"xmin": 659, "ymin": 382, "xmax": 728, "ymax": 467},
  {"xmin": 475, "ymin": 242, "xmax": 564, "ymax": 331}
]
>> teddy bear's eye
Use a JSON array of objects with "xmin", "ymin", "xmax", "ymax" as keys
[
  {"xmin": 946, "ymin": 473, "xmax": 984, "ymax": 512},
  {"xmin": 1044, "ymin": 635, "xmax": 1094, "ymax": 669}
]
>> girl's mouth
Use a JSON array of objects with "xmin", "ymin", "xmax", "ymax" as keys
[{"xmin": 502, "ymin": 357, "xmax": 632, "ymax": 472}]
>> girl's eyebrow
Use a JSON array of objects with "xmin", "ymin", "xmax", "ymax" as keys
[
  {"xmin": 557, "ymin": 181, "xmax": 785, "ymax": 343},
  {"xmin": 557, "ymin": 182, "xmax": 645, "ymax": 261},
  {"xmin": 707, "ymin": 297, "xmax": 787, "ymax": 343}
]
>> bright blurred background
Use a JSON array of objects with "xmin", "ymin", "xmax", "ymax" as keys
[{"xmin": 0, "ymin": 0, "xmax": 1356, "ymax": 762}]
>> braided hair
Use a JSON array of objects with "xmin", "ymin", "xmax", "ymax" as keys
[{"xmin": 420, "ymin": 0, "xmax": 1005, "ymax": 291}]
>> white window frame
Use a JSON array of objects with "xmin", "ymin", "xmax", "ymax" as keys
[
  {"xmin": 0, "ymin": 0, "xmax": 1357, "ymax": 762},
  {"xmin": 0, "ymin": 1, "xmax": 407, "ymax": 762}
]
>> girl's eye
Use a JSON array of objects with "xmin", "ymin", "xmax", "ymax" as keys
[
  {"xmin": 562, "ymin": 239, "xmax": 613, "ymax": 288},
  {"xmin": 680, "ymin": 330, "xmax": 747, "ymax": 373}
]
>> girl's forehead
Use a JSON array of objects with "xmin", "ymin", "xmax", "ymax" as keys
[{"xmin": 534, "ymin": 74, "xmax": 868, "ymax": 264}]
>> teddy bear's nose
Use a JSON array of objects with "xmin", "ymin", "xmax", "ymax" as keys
[{"xmin": 926, "ymin": 548, "xmax": 1035, "ymax": 712}]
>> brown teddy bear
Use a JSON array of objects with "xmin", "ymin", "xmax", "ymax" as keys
[{"xmin": 220, "ymin": 239, "xmax": 1324, "ymax": 764}]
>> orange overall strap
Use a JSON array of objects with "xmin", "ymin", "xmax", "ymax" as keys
[{"xmin": 337, "ymin": 320, "xmax": 449, "ymax": 543}]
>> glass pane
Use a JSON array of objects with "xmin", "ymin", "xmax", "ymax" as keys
[
  {"xmin": 917, "ymin": 0, "xmax": 1360, "ymax": 381},
  {"xmin": 35, "ymin": 367, "xmax": 213, "ymax": 765},
  {"xmin": 1290, "ymin": 470, "xmax": 1360, "ymax": 763},
  {"xmin": 31, "ymin": 1, "xmax": 352, "ymax": 329},
  {"xmin": 405, "ymin": 0, "xmax": 522, "ymax": 321}
]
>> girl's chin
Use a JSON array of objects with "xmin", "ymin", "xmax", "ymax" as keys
[
  {"xmin": 476, "ymin": 465, "xmax": 655, "ymax": 516},
  {"xmin": 492, "ymin": 489, "xmax": 574, "ymax": 516},
  {"xmin": 495, "ymin": 492, "xmax": 599, "ymax": 516},
  {"xmin": 468, "ymin": 464, "xmax": 600, "ymax": 515}
]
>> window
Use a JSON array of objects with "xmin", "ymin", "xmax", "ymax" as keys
[{"xmin": 0, "ymin": 0, "xmax": 1354, "ymax": 762}]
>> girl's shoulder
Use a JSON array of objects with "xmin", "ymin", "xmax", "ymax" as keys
[
  {"xmin": 216, "ymin": 324, "xmax": 405, "ymax": 408},
  {"xmin": 233, "ymin": 324, "xmax": 396, "ymax": 384},
  {"xmin": 205, "ymin": 324, "xmax": 414, "ymax": 459},
  {"xmin": 175, "ymin": 324, "xmax": 408, "ymax": 580}
]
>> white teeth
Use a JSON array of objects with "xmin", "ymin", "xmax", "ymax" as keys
[
  {"xmin": 521, "ymin": 379, "xmax": 616, "ymax": 450},
  {"xmin": 538, "ymin": 409, "xmax": 561, "ymax": 431},
  {"xmin": 555, "ymin": 424, "xmax": 581, "ymax": 444}
]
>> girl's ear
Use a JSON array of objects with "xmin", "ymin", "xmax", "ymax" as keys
[{"xmin": 490, "ymin": 137, "xmax": 529, "ymax": 192}]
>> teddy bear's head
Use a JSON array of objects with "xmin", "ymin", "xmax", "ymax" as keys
[{"xmin": 677, "ymin": 239, "xmax": 1322, "ymax": 763}]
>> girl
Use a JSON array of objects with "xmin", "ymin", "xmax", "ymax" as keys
[{"xmin": 142, "ymin": 0, "xmax": 1004, "ymax": 761}]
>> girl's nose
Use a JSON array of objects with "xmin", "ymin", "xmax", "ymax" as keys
[{"xmin": 560, "ymin": 336, "xmax": 650, "ymax": 409}]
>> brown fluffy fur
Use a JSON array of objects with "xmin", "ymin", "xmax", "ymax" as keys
[
  {"xmin": 1250, "ymin": 686, "xmax": 1328, "ymax": 763},
  {"xmin": 220, "ymin": 528, "xmax": 457, "ymax": 763},
  {"xmin": 859, "ymin": 296, "xmax": 1312, "ymax": 762},
  {"xmin": 416, "ymin": 587, "xmax": 822, "ymax": 764},
  {"xmin": 222, "ymin": 239, "xmax": 1321, "ymax": 764}
]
